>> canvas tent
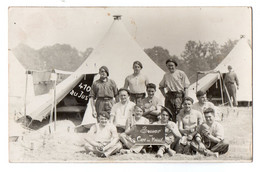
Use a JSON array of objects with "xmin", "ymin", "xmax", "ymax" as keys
[
  {"xmin": 9, "ymin": 51, "xmax": 35, "ymax": 116},
  {"xmin": 188, "ymin": 38, "xmax": 252, "ymax": 104},
  {"xmin": 14, "ymin": 15, "xmax": 165, "ymax": 126}
]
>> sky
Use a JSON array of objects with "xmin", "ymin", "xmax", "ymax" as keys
[{"xmin": 8, "ymin": 7, "xmax": 252, "ymax": 56}]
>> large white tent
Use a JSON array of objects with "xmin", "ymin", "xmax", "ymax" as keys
[
  {"xmin": 188, "ymin": 38, "xmax": 252, "ymax": 103},
  {"xmin": 14, "ymin": 15, "xmax": 165, "ymax": 123}
]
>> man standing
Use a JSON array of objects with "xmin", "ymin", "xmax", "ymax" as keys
[
  {"xmin": 159, "ymin": 58, "xmax": 190, "ymax": 122},
  {"xmin": 89, "ymin": 66, "xmax": 118, "ymax": 120},
  {"xmin": 224, "ymin": 65, "xmax": 239, "ymax": 106},
  {"xmin": 124, "ymin": 61, "xmax": 149, "ymax": 104}
]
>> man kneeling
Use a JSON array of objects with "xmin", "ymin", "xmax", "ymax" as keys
[
  {"xmin": 191, "ymin": 108, "xmax": 229, "ymax": 157},
  {"xmin": 84, "ymin": 111, "xmax": 122, "ymax": 158}
]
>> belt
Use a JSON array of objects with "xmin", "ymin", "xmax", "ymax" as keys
[
  {"xmin": 97, "ymin": 97, "xmax": 113, "ymax": 100},
  {"xmin": 227, "ymin": 82, "xmax": 235, "ymax": 85}
]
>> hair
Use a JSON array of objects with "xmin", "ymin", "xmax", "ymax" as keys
[
  {"xmin": 133, "ymin": 61, "xmax": 143, "ymax": 69},
  {"xmin": 134, "ymin": 104, "xmax": 145, "ymax": 112},
  {"xmin": 196, "ymin": 90, "xmax": 206, "ymax": 97},
  {"xmin": 183, "ymin": 96, "xmax": 194, "ymax": 104},
  {"xmin": 118, "ymin": 88, "xmax": 130, "ymax": 95},
  {"xmin": 146, "ymin": 83, "xmax": 156, "ymax": 90},
  {"xmin": 203, "ymin": 107, "xmax": 215, "ymax": 116}
]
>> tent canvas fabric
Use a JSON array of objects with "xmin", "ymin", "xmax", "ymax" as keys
[
  {"xmin": 188, "ymin": 38, "xmax": 252, "ymax": 103},
  {"xmin": 9, "ymin": 51, "xmax": 35, "ymax": 116},
  {"xmin": 79, "ymin": 19, "xmax": 166, "ymax": 126}
]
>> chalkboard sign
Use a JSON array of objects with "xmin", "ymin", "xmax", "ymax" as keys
[{"xmin": 132, "ymin": 124, "xmax": 165, "ymax": 145}]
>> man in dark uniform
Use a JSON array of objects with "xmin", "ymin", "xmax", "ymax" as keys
[
  {"xmin": 224, "ymin": 65, "xmax": 239, "ymax": 106},
  {"xmin": 89, "ymin": 66, "xmax": 118, "ymax": 120}
]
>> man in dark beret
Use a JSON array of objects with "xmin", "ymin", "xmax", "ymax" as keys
[
  {"xmin": 124, "ymin": 61, "xmax": 149, "ymax": 104},
  {"xmin": 89, "ymin": 66, "xmax": 118, "ymax": 121},
  {"xmin": 159, "ymin": 58, "xmax": 190, "ymax": 122}
]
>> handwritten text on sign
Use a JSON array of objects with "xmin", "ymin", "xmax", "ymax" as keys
[
  {"xmin": 70, "ymin": 82, "xmax": 91, "ymax": 100},
  {"xmin": 132, "ymin": 124, "xmax": 165, "ymax": 145}
]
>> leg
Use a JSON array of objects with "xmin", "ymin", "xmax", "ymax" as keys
[
  {"xmin": 165, "ymin": 96, "xmax": 176, "ymax": 122},
  {"xmin": 84, "ymin": 142, "xmax": 96, "ymax": 153},
  {"xmin": 104, "ymin": 142, "xmax": 123, "ymax": 157},
  {"xmin": 231, "ymin": 85, "xmax": 238, "ymax": 107},
  {"xmin": 119, "ymin": 133, "xmax": 134, "ymax": 149},
  {"xmin": 210, "ymin": 140, "xmax": 229, "ymax": 155},
  {"xmin": 156, "ymin": 145, "xmax": 166, "ymax": 158}
]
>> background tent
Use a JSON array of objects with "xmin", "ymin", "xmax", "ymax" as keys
[
  {"xmin": 80, "ymin": 16, "xmax": 166, "ymax": 127},
  {"xmin": 188, "ymin": 37, "xmax": 252, "ymax": 104},
  {"xmin": 8, "ymin": 51, "xmax": 35, "ymax": 116}
]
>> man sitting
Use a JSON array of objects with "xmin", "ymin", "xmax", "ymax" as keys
[
  {"xmin": 84, "ymin": 111, "xmax": 122, "ymax": 158},
  {"xmin": 142, "ymin": 83, "xmax": 162, "ymax": 123},
  {"xmin": 191, "ymin": 108, "xmax": 229, "ymax": 157}
]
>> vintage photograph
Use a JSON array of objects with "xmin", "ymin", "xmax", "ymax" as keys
[{"xmin": 8, "ymin": 7, "xmax": 252, "ymax": 162}]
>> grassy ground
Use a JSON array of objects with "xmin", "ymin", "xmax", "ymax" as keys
[{"xmin": 9, "ymin": 107, "xmax": 252, "ymax": 162}]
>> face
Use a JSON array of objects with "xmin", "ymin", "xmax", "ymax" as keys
[
  {"xmin": 133, "ymin": 64, "xmax": 142, "ymax": 74},
  {"xmin": 228, "ymin": 67, "xmax": 232, "ymax": 72},
  {"xmin": 119, "ymin": 90, "xmax": 129, "ymax": 103},
  {"xmin": 99, "ymin": 68, "xmax": 108, "ymax": 79},
  {"xmin": 183, "ymin": 100, "xmax": 193, "ymax": 112},
  {"xmin": 99, "ymin": 116, "xmax": 108, "ymax": 127},
  {"xmin": 134, "ymin": 106, "xmax": 143, "ymax": 119},
  {"xmin": 166, "ymin": 62, "xmax": 176, "ymax": 73},
  {"xmin": 147, "ymin": 88, "xmax": 155, "ymax": 98},
  {"xmin": 160, "ymin": 111, "xmax": 170, "ymax": 122},
  {"xmin": 198, "ymin": 94, "xmax": 207, "ymax": 103},
  {"xmin": 205, "ymin": 113, "xmax": 215, "ymax": 125}
]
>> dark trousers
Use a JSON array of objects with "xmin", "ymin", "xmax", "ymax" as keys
[
  {"xmin": 226, "ymin": 83, "xmax": 238, "ymax": 106},
  {"xmin": 165, "ymin": 91, "xmax": 184, "ymax": 122},
  {"xmin": 130, "ymin": 93, "xmax": 146, "ymax": 105}
]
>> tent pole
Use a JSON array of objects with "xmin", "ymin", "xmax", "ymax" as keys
[
  {"xmin": 54, "ymin": 77, "xmax": 57, "ymax": 132},
  {"xmin": 24, "ymin": 70, "xmax": 29, "ymax": 117},
  {"xmin": 218, "ymin": 72, "xmax": 224, "ymax": 105},
  {"xmin": 196, "ymin": 72, "xmax": 199, "ymax": 93}
]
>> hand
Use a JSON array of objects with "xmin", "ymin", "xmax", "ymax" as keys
[
  {"xmin": 198, "ymin": 142, "xmax": 206, "ymax": 152},
  {"xmin": 92, "ymin": 110, "xmax": 97, "ymax": 118}
]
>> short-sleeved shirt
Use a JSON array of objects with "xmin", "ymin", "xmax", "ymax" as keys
[
  {"xmin": 202, "ymin": 122, "xmax": 225, "ymax": 143},
  {"xmin": 110, "ymin": 101, "xmax": 136, "ymax": 127},
  {"xmin": 89, "ymin": 78, "xmax": 118, "ymax": 99},
  {"xmin": 177, "ymin": 109, "xmax": 203, "ymax": 132},
  {"xmin": 159, "ymin": 70, "xmax": 190, "ymax": 92},
  {"xmin": 87, "ymin": 123, "xmax": 118, "ymax": 143},
  {"xmin": 224, "ymin": 71, "xmax": 239, "ymax": 86},
  {"xmin": 124, "ymin": 73, "xmax": 149, "ymax": 94},
  {"xmin": 142, "ymin": 96, "xmax": 162, "ymax": 112}
]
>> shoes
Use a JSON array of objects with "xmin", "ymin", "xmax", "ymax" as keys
[
  {"xmin": 120, "ymin": 149, "xmax": 131, "ymax": 154},
  {"xmin": 140, "ymin": 148, "xmax": 147, "ymax": 154},
  {"xmin": 155, "ymin": 149, "xmax": 164, "ymax": 158},
  {"xmin": 100, "ymin": 153, "xmax": 106, "ymax": 158}
]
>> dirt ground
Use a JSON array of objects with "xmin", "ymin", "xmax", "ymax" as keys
[{"xmin": 8, "ymin": 107, "xmax": 252, "ymax": 162}]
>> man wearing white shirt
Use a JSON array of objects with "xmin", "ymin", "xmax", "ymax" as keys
[{"xmin": 110, "ymin": 88, "xmax": 135, "ymax": 133}]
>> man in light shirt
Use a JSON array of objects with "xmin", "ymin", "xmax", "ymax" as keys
[
  {"xmin": 124, "ymin": 61, "xmax": 149, "ymax": 104},
  {"xmin": 110, "ymin": 88, "xmax": 135, "ymax": 133},
  {"xmin": 159, "ymin": 58, "xmax": 190, "ymax": 122}
]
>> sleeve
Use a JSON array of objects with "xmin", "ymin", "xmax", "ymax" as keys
[
  {"xmin": 159, "ymin": 74, "xmax": 166, "ymax": 89},
  {"xmin": 213, "ymin": 123, "xmax": 225, "ymax": 140},
  {"xmin": 86, "ymin": 125, "xmax": 97, "ymax": 136},
  {"xmin": 235, "ymin": 73, "xmax": 239, "ymax": 86},
  {"xmin": 89, "ymin": 82, "xmax": 96, "ymax": 99},
  {"xmin": 111, "ymin": 80, "xmax": 118, "ymax": 97},
  {"xmin": 182, "ymin": 72, "xmax": 190, "ymax": 88}
]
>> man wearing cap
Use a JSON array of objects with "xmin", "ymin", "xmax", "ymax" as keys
[
  {"xmin": 141, "ymin": 83, "xmax": 163, "ymax": 123},
  {"xmin": 110, "ymin": 88, "xmax": 136, "ymax": 132},
  {"xmin": 191, "ymin": 107, "xmax": 229, "ymax": 157},
  {"xmin": 124, "ymin": 61, "xmax": 149, "ymax": 104},
  {"xmin": 192, "ymin": 90, "xmax": 215, "ymax": 120},
  {"xmin": 159, "ymin": 58, "xmax": 190, "ymax": 122},
  {"xmin": 84, "ymin": 111, "xmax": 122, "ymax": 158},
  {"xmin": 224, "ymin": 65, "xmax": 239, "ymax": 106},
  {"xmin": 89, "ymin": 66, "xmax": 118, "ymax": 120}
]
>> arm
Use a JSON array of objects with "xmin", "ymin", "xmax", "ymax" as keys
[
  {"xmin": 123, "ymin": 77, "xmax": 129, "ymax": 89},
  {"xmin": 89, "ymin": 97, "xmax": 97, "ymax": 118},
  {"xmin": 85, "ymin": 126, "xmax": 102, "ymax": 147},
  {"xmin": 235, "ymin": 73, "xmax": 239, "ymax": 89},
  {"xmin": 183, "ymin": 72, "xmax": 190, "ymax": 97},
  {"xmin": 177, "ymin": 115, "xmax": 190, "ymax": 135},
  {"xmin": 159, "ymin": 87, "xmax": 167, "ymax": 98},
  {"xmin": 167, "ymin": 123, "xmax": 182, "ymax": 139}
]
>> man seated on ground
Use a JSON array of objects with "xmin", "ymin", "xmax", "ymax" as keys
[
  {"xmin": 191, "ymin": 107, "xmax": 229, "ymax": 157},
  {"xmin": 84, "ymin": 111, "xmax": 122, "ymax": 158},
  {"xmin": 176, "ymin": 97, "xmax": 204, "ymax": 155},
  {"xmin": 110, "ymin": 88, "xmax": 136, "ymax": 133},
  {"xmin": 141, "ymin": 83, "xmax": 162, "ymax": 123},
  {"xmin": 192, "ymin": 90, "xmax": 215, "ymax": 120},
  {"xmin": 119, "ymin": 104, "xmax": 149, "ymax": 154},
  {"xmin": 153, "ymin": 106, "xmax": 182, "ymax": 158}
]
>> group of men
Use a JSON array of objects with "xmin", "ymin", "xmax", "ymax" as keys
[{"xmin": 83, "ymin": 58, "xmax": 230, "ymax": 158}]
